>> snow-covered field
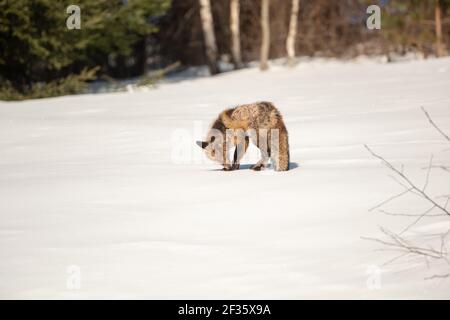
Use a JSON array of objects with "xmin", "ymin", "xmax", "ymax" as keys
[{"xmin": 1, "ymin": 57, "xmax": 450, "ymax": 299}]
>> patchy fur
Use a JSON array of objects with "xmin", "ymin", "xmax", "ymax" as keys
[{"xmin": 197, "ymin": 102, "xmax": 290, "ymax": 171}]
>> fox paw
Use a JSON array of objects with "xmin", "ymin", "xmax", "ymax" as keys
[
  {"xmin": 223, "ymin": 163, "xmax": 240, "ymax": 171},
  {"xmin": 250, "ymin": 163, "xmax": 266, "ymax": 171}
]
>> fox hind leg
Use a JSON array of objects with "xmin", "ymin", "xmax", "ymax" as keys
[
  {"xmin": 251, "ymin": 129, "xmax": 270, "ymax": 171},
  {"xmin": 270, "ymin": 126, "xmax": 290, "ymax": 171},
  {"xmin": 250, "ymin": 149, "xmax": 270, "ymax": 171}
]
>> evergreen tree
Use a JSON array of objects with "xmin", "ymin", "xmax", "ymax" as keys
[{"xmin": 0, "ymin": 0, "xmax": 170, "ymax": 98}]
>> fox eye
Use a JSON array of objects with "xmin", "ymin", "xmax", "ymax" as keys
[{"xmin": 210, "ymin": 136, "xmax": 215, "ymax": 143}]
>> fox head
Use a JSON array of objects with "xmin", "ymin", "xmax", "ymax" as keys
[
  {"xmin": 196, "ymin": 113, "xmax": 240, "ymax": 168},
  {"xmin": 196, "ymin": 133, "xmax": 225, "ymax": 165}
]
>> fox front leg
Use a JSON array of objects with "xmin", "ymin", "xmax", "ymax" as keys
[
  {"xmin": 222, "ymin": 142, "xmax": 234, "ymax": 171},
  {"xmin": 231, "ymin": 136, "xmax": 249, "ymax": 170},
  {"xmin": 231, "ymin": 148, "xmax": 240, "ymax": 170}
]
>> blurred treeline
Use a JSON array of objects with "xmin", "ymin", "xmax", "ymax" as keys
[{"xmin": 0, "ymin": 0, "xmax": 449, "ymax": 100}]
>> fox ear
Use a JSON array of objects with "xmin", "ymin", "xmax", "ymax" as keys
[{"xmin": 196, "ymin": 141, "xmax": 209, "ymax": 149}]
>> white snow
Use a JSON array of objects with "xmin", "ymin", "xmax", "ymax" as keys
[{"xmin": 1, "ymin": 57, "xmax": 450, "ymax": 299}]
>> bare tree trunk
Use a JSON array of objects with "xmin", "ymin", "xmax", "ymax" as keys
[
  {"xmin": 260, "ymin": 0, "xmax": 270, "ymax": 71},
  {"xmin": 435, "ymin": 0, "xmax": 447, "ymax": 57},
  {"xmin": 199, "ymin": 0, "xmax": 220, "ymax": 74},
  {"xmin": 286, "ymin": 0, "xmax": 300, "ymax": 66},
  {"xmin": 230, "ymin": 0, "xmax": 243, "ymax": 69}
]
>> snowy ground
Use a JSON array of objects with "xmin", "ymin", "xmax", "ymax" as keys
[{"xmin": 1, "ymin": 57, "xmax": 450, "ymax": 299}]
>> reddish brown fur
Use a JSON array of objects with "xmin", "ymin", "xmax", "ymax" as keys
[{"xmin": 198, "ymin": 102, "xmax": 290, "ymax": 171}]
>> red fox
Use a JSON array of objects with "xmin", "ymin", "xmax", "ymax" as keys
[{"xmin": 196, "ymin": 101, "xmax": 290, "ymax": 171}]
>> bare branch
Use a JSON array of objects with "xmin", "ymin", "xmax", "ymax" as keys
[
  {"xmin": 365, "ymin": 144, "xmax": 450, "ymax": 217},
  {"xmin": 421, "ymin": 106, "xmax": 450, "ymax": 143},
  {"xmin": 369, "ymin": 188, "xmax": 413, "ymax": 212},
  {"xmin": 382, "ymin": 226, "xmax": 445, "ymax": 258},
  {"xmin": 377, "ymin": 209, "xmax": 446, "ymax": 218},
  {"xmin": 421, "ymin": 164, "xmax": 450, "ymax": 172},
  {"xmin": 399, "ymin": 205, "xmax": 436, "ymax": 235},
  {"xmin": 363, "ymin": 108, "xmax": 450, "ymax": 275},
  {"xmin": 422, "ymin": 154, "xmax": 433, "ymax": 192},
  {"xmin": 387, "ymin": 174, "xmax": 415, "ymax": 192},
  {"xmin": 424, "ymin": 273, "xmax": 450, "ymax": 280},
  {"xmin": 362, "ymin": 226, "xmax": 448, "ymax": 260},
  {"xmin": 438, "ymin": 165, "xmax": 450, "ymax": 172}
]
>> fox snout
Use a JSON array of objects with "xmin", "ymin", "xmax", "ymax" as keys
[{"xmin": 196, "ymin": 140, "xmax": 209, "ymax": 149}]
